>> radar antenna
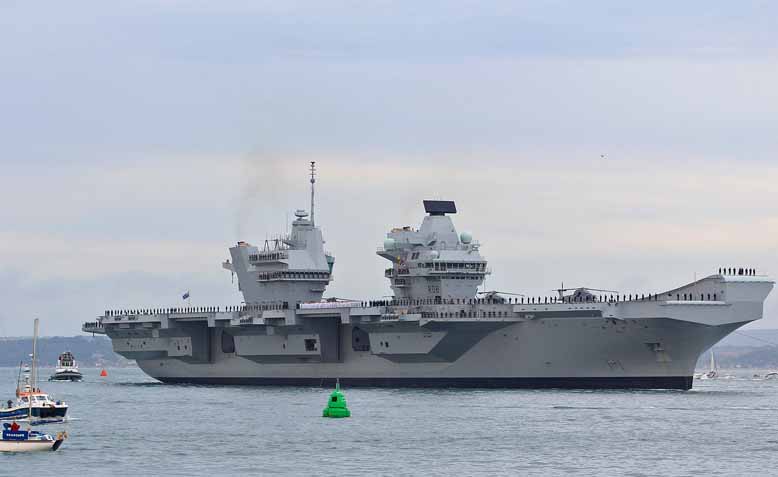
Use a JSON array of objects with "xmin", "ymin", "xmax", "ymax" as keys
[{"xmin": 309, "ymin": 161, "xmax": 316, "ymax": 226}]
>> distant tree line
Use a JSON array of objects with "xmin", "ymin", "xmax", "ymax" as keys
[
  {"xmin": 0, "ymin": 336, "xmax": 125, "ymax": 367},
  {"xmin": 697, "ymin": 345, "xmax": 778, "ymax": 369}
]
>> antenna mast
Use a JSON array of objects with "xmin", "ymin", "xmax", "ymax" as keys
[{"xmin": 309, "ymin": 161, "xmax": 316, "ymax": 226}]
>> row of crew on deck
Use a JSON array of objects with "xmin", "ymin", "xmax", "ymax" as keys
[
  {"xmin": 719, "ymin": 267, "xmax": 757, "ymax": 276},
  {"xmin": 104, "ymin": 302, "xmax": 291, "ymax": 317},
  {"xmin": 103, "ymin": 288, "xmax": 726, "ymax": 319},
  {"xmin": 361, "ymin": 291, "xmax": 726, "ymax": 307},
  {"xmin": 105, "ymin": 306, "xmax": 222, "ymax": 316},
  {"xmin": 360, "ymin": 294, "xmax": 661, "ymax": 307}
]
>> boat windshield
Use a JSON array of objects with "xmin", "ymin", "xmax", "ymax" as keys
[{"xmin": 20, "ymin": 395, "xmax": 50, "ymax": 403}]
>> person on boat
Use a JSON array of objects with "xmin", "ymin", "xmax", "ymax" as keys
[
  {"xmin": 5, "ymin": 400, "xmax": 10, "ymax": 409},
  {"xmin": 10, "ymin": 421, "xmax": 19, "ymax": 432}
]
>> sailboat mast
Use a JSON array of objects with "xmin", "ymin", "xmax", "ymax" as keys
[
  {"xmin": 32, "ymin": 318, "xmax": 39, "ymax": 391},
  {"xmin": 16, "ymin": 361, "xmax": 22, "ymax": 394},
  {"xmin": 29, "ymin": 318, "xmax": 39, "ymax": 426}
]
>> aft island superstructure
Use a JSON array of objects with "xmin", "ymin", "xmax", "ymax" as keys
[{"xmin": 84, "ymin": 164, "xmax": 774, "ymax": 389}]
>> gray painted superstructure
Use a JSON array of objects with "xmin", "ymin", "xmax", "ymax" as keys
[{"xmin": 83, "ymin": 165, "xmax": 774, "ymax": 389}]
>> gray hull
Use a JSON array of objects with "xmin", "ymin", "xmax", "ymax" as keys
[
  {"xmin": 91, "ymin": 273, "xmax": 773, "ymax": 390},
  {"xmin": 129, "ymin": 316, "xmax": 743, "ymax": 390}
]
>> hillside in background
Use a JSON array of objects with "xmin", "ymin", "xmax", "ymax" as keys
[
  {"xmin": 716, "ymin": 329, "xmax": 778, "ymax": 348},
  {"xmin": 693, "ymin": 329, "xmax": 778, "ymax": 370},
  {"xmin": 0, "ymin": 336, "xmax": 127, "ymax": 367}
]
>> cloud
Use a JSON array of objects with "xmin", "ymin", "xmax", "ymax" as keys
[
  {"xmin": 2, "ymin": 152, "xmax": 776, "ymax": 335},
  {"xmin": 1, "ymin": 2, "xmax": 776, "ymax": 335}
]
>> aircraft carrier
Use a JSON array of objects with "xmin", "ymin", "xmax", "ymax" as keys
[{"xmin": 83, "ymin": 163, "xmax": 774, "ymax": 389}]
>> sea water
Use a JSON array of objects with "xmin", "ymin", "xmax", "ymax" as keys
[{"xmin": 2, "ymin": 367, "xmax": 778, "ymax": 476}]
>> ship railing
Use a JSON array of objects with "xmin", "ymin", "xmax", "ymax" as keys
[
  {"xmin": 82, "ymin": 321, "xmax": 104, "ymax": 333},
  {"xmin": 299, "ymin": 301, "xmax": 362, "ymax": 310}
]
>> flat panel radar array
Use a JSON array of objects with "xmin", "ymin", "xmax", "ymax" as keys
[{"xmin": 423, "ymin": 200, "xmax": 457, "ymax": 215}]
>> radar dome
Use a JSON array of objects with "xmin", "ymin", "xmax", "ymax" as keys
[
  {"xmin": 430, "ymin": 250, "xmax": 439, "ymax": 259},
  {"xmin": 460, "ymin": 232, "xmax": 473, "ymax": 244},
  {"xmin": 294, "ymin": 209, "xmax": 309, "ymax": 218},
  {"xmin": 383, "ymin": 238, "xmax": 396, "ymax": 250}
]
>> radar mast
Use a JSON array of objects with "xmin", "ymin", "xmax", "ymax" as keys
[{"xmin": 310, "ymin": 161, "xmax": 316, "ymax": 227}]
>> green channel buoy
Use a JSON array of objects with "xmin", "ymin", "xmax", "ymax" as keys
[{"xmin": 322, "ymin": 379, "xmax": 351, "ymax": 418}]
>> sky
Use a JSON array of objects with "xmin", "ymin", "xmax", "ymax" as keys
[{"xmin": 1, "ymin": 1, "xmax": 777, "ymax": 336}]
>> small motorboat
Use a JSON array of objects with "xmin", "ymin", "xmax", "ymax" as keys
[
  {"xmin": 0, "ymin": 422, "xmax": 66, "ymax": 452},
  {"xmin": 13, "ymin": 387, "xmax": 68, "ymax": 421},
  {"xmin": 1, "ymin": 374, "xmax": 69, "ymax": 422},
  {"xmin": 49, "ymin": 351, "xmax": 83, "ymax": 382},
  {"xmin": 764, "ymin": 372, "xmax": 778, "ymax": 380}
]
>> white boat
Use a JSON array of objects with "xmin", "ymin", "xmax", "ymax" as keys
[
  {"xmin": 1, "ymin": 388, "xmax": 68, "ymax": 422},
  {"xmin": 699, "ymin": 351, "xmax": 718, "ymax": 379},
  {"xmin": 0, "ymin": 423, "xmax": 66, "ymax": 452},
  {"xmin": 0, "ymin": 319, "xmax": 67, "ymax": 452},
  {"xmin": 49, "ymin": 352, "xmax": 83, "ymax": 382},
  {"xmin": 764, "ymin": 372, "xmax": 778, "ymax": 379},
  {"xmin": 1, "ymin": 361, "xmax": 69, "ymax": 421}
]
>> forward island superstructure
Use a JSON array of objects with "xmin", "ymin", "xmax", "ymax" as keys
[{"xmin": 84, "ymin": 164, "xmax": 774, "ymax": 389}]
